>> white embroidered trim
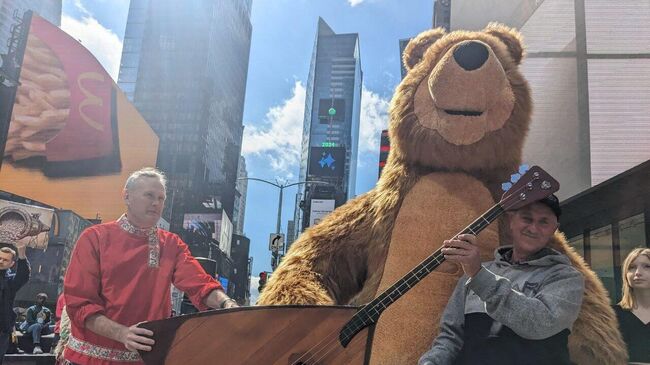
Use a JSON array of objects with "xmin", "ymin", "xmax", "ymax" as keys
[
  {"xmin": 67, "ymin": 335, "xmax": 141, "ymax": 362},
  {"xmin": 117, "ymin": 214, "xmax": 160, "ymax": 268}
]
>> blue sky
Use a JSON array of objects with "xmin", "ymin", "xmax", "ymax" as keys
[{"xmin": 60, "ymin": 0, "xmax": 434, "ymax": 301}]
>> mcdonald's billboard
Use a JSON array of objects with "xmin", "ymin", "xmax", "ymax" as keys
[{"xmin": 0, "ymin": 13, "xmax": 159, "ymax": 222}]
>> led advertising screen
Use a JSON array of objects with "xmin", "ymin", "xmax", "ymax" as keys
[
  {"xmin": 318, "ymin": 98, "xmax": 345, "ymax": 123},
  {"xmin": 308, "ymin": 147, "xmax": 345, "ymax": 178},
  {"xmin": 0, "ymin": 199, "xmax": 54, "ymax": 249},
  {"xmin": 183, "ymin": 213, "xmax": 220, "ymax": 240},
  {"xmin": 0, "ymin": 13, "xmax": 159, "ymax": 222},
  {"xmin": 309, "ymin": 199, "xmax": 335, "ymax": 227},
  {"xmin": 183, "ymin": 211, "xmax": 232, "ymax": 257}
]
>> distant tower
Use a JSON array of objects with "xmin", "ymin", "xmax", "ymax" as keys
[
  {"xmin": 433, "ymin": 0, "xmax": 451, "ymax": 31},
  {"xmin": 293, "ymin": 18, "xmax": 362, "ymax": 233}
]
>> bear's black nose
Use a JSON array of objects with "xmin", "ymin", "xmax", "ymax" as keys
[{"xmin": 453, "ymin": 41, "xmax": 489, "ymax": 71}]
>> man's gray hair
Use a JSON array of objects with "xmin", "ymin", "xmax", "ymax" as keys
[{"xmin": 124, "ymin": 167, "xmax": 167, "ymax": 192}]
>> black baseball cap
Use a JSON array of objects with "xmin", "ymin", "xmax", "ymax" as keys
[{"xmin": 537, "ymin": 194, "xmax": 561, "ymax": 219}]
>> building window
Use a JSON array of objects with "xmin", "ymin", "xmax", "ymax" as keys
[
  {"xmin": 568, "ymin": 234, "xmax": 584, "ymax": 257},
  {"xmin": 618, "ymin": 213, "xmax": 646, "ymax": 264},
  {"xmin": 590, "ymin": 225, "xmax": 615, "ymax": 303}
]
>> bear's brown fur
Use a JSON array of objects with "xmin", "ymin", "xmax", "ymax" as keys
[{"xmin": 258, "ymin": 23, "xmax": 626, "ymax": 364}]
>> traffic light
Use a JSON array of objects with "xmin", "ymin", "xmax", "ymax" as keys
[{"xmin": 258, "ymin": 271, "xmax": 268, "ymax": 293}]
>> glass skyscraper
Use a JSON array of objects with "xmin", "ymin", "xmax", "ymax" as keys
[
  {"xmin": 0, "ymin": 0, "xmax": 61, "ymax": 55},
  {"xmin": 294, "ymin": 18, "xmax": 362, "ymax": 233},
  {"xmin": 117, "ymin": 0, "xmax": 252, "ymax": 231},
  {"xmin": 233, "ymin": 155, "xmax": 247, "ymax": 235}
]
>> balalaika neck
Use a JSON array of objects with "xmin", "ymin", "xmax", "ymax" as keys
[{"xmin": 339, "ymin": 203, "xmax": 505, "ymax": 347}]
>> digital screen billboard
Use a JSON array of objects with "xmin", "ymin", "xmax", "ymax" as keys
[
  {"xmin": 0, "ymin": 199, "xmax": 54, "ymax": 249},
  {"xmin": 182, "ymin": 211, "xmax": 232, "ymax": 257},
  {"xmin": 309, "ymin": 199, "xmax": 335, "ymax": 227},
  {"xmin": 0, "ymin": 14, "xmax": 159, "ymax": 222},
  {"xmin": 308, "ymin": 147, "xmax": 345, "ymax": 178},
  {"xmin": 318, "ymin": 98, "xmax": 345, "ymax": 123},
  {"xmin": 183, "ymin": 213, "xmax": 220, "ymax": 240}
]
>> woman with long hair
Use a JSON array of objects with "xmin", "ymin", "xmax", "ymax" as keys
[{"xmin": 614, "ymin": 247, "xmax": 650, "ymax": 363}]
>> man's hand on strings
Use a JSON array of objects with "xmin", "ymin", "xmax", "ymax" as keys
[{"xmin": 442, "ymin": 234, "xmax": 482, "ymax": 277}]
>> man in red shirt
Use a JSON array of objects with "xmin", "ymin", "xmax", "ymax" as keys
[{"xmin": 63, "ymin": 168, "xmax": 237, "ymax": 364}]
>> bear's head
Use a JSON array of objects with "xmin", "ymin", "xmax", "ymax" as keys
[{"xmin": 388, "ymin": 23, "xmax": 532, "ymax": 177}]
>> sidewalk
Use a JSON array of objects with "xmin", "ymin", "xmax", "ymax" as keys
[{"xmin": 3, "ymin": 354, "xmax": 55, "ymax": 365}]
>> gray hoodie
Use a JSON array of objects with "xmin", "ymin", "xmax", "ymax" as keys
[{"xmin": 419, "ymin": 246, "xmax": 584, "ymax": 365}]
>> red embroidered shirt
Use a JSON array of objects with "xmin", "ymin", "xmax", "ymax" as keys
[{"xmin": 63, "ymin": 221, "xmax": 222, "ymax": 364}]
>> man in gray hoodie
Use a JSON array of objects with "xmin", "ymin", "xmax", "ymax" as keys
[{"xmin": 419, "ymin": 195, "xmax": 584, "ymax": 365}]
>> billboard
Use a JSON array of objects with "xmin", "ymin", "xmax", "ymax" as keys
[
  {"xmin": 0, "ymin": 14, "xmax": 159, "ymax": 222},
  {"xmin": 0, "ymin": 199, "xmax": 54, "ymax": 249},
  {"xmin": 183, "ymin": 213, "xmax": 220, "ymax": 240},
  {"xmin": 308, "ymin": 147, "xmax": 345, "ymax": 178},
  {"xmin": 219, "ymin": 212, "xmax": 232, "ymax": 258},
  {"xmin": 318, "ymin": 98, "xmax": 346, "ymax": 123},
  {"xmin": 183, "ymin": 211, "xmax": 232, "ymax": 257},
  {"xmin": 309, "ymin": 199, "xmax": 335, "ymax": 227},
  {"xmin": 218, "ymin": 276, "xmax": 229, "ymax": 292}
]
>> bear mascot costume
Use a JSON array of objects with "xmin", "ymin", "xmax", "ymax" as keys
[{"xmin": 258, "ymin": 23, "xmax": 627, "ymax": 364}]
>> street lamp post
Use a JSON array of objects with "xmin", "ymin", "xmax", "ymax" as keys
[{"xmin": 239, "ymin": 177, "xmax": 331, "ymax": 268}]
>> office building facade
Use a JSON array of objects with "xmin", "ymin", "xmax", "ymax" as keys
[
  {"xmin": 117, "ymin": 0, "xmax": 252, "ymax": 231},
  {"xmin": 447, "ymin": 0, "xmax": 650, "ymax": 302},
  {"xmin": 233, "ymin": 155, "xmax": 247, "ymax": 235}
]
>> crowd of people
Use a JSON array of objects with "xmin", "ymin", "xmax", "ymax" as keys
[{"xmin": 1, "ymin": 167, "xmax": 648, "ymax": 364}]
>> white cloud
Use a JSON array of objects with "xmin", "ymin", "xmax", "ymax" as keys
[
  {"xmin": 348, "ymin": 0, "xmax": 365, "ymax": 6},
  {"xmin": 242, "ymin": 81, "xmax": 306, "ymax": 174},
  {"xmin": 61, "ymin": 15, "xmax": 123, "ymax": 81},
  {"xmin": 242, "ymin": 83, "xmax": 388, "ymax": 173},
  {"xmin": 72, "ymin": 0, "xmax": 91, "ymax": 16},
  {"xmin": 249, "ymin": 276, "xmax": 260, "ymax": 305},
  {"xmin": 358, "ymin": 86, "xmax": 390, "ymax": 153}
]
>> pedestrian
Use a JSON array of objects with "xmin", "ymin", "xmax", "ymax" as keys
[
  {"xmin": 613, "ymin": 247, "xmax": 650, "ymax": 363},
  {"xmin": 0, "ymin": 245, "xmax": 30, "ymax": 361},
  {"xmin": 419, "ymin": 195, "xmax": 585, "ymax": 365},
  {"xmin": 20, "ymin": 292, "xmax": 52, "ymax": 354},
  {"xmin": 64, "ymin": 167, "xmax": 238, "ymax": 365}
]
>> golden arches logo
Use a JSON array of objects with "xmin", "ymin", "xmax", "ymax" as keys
[{"xmin": 77, "ymin": 72, "xmax": 106, "ymax": 131}]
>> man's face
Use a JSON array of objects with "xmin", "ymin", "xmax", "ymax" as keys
[
  {"xmin": 124, "ymin": 177, "xmax": 166, "ymax": 228},
  {"xmin": 509, "ymin": 202, "xmax": 559, "ymax": 260},
  {"xmin": 36, "ymin": 296, "xmax": 46, "ymax": 305},
  {"xmin": 0, "ymin": 251, "xmax": 14, "ymax": 270}
]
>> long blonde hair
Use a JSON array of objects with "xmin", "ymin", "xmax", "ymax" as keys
[{"xmin": 618, "ymin": 247, "xmax": 650, "ymax": 310}]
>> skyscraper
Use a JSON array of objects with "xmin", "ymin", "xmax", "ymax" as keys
[
  {"xmin": 294, "ymin": 18, "xmax": 362, "ymax": 233},
  {"xmin": 117, "ymin": 0, "xmax": 252, "ymax": 231},
  {"xmin": 433, "ymin": 0, "xmax": 451, "ymax": 31},
  {"xmin": 0, "ymin": 0, "xmax": 61, "ymax": 55},
  {"xmin": 233, "ymin": 155, "xmax": 247, "ymax": 235}
]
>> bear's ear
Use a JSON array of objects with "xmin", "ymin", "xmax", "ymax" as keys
[
  {"xmin": 484, "ymin": 22, "xmax": 524, "ymax": 65},
  {"xmin": 403, "ymin": 28, "xmax": 446, "ymax": 71}
]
